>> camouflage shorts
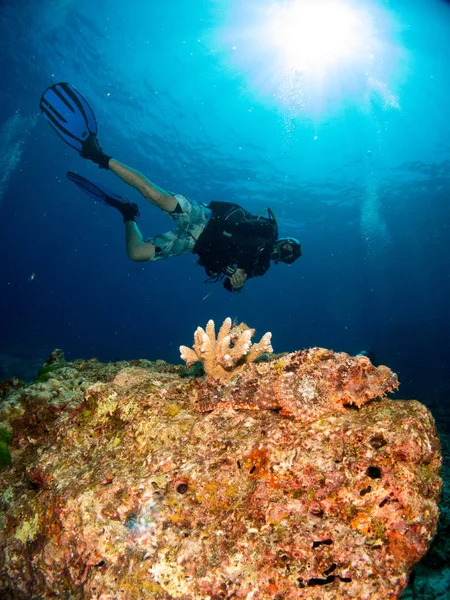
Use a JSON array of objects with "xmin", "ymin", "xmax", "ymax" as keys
[{"xmin": 147, "ymin": 194, "xmax": 212, "ymax": 262}]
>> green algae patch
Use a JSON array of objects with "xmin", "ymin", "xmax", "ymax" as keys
[
  {"xmin": 115, "ymin": 574, "xmax": 166, "ymax": 599},
  {"xmin": 164, "ymin": 404, "xmax": 181, "ymax": 418},
  {"xmin": 0, "ymin": 443, "xmax": 12, "ymax": 468},
  {"xmin": 84, "ymin": 386, "xmax": 121, "ymax": 427},
  {"xmin": 2, "ymin": 486, "xmax": 13, "ymax": 505},
  {"xmin": 95, "ymin": 393, "xmax": 119, "ymax": 419},
  {"xmin": 79, "ymin": 409, "xmax": 93, "ymax": 425},
  {"xmin": 109, "ymin": 433, "xmax": 123, "ymax": 450},
  {"xmin": 14, "ymin": 513, "xmax": 39, "ymax": 544},
  {"xmin": 0, "ymin": 428, "xmax": 13, "ymax": 468},
  {"xmin": 36, "ymin": 363, "xmax": 66, "ymax": 382}
]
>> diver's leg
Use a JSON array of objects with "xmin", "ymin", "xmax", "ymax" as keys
[
  {"xmin": 125, "ymin": 221, "xmax": 156, "ymax": 262},
  {"xmin": 109, "ymin": 159, "xmax": 179, "ymax": 213}
]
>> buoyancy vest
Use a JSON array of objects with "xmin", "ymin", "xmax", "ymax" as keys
[{"xmin": 193, "ymin": 201, "xmax": 278, "ymax": 278}]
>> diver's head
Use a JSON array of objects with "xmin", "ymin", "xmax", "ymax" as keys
[{"xmin": 271, "ymin": 238, "xmax": 302, "ymax": 264}]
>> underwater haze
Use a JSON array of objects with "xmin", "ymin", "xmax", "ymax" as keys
[{"xmin": 0, "ymin": 0, "xmax": 449, "ymax": 414}]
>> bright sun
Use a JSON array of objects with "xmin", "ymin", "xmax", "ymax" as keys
[
  {"xmin": 269, "ymin": 0, "xmax": 367, "ymax": 74},
  {"xmin": 219, "ymin": 0, "xmax": 400, "ymax": 115}
]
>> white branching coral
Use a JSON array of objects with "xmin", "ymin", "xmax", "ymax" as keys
[{"xmin": 180, "ymin": 317, "xmax": 273, "ymax": 381}]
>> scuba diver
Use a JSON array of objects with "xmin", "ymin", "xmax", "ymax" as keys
[{"xmin": 40, "ymin": 82, "xmax": 302, "ymax": 293}]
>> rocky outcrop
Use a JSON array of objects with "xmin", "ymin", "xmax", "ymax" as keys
[{"xmin": 0, "ymin": 340, "xmax": 442, "ymax": 600}]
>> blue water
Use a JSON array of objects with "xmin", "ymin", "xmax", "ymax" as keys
[{"xmin": 0, "ymin": 0, "xmax": 449, "ymax": 412}]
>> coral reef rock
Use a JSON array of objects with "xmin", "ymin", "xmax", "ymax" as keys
[
  {"xmin": 0, "ymin": 342, "xmax": 442, "ymax": 600},
  {"xmin": 401, "ymin": 430, "xmax": 450, "ymax": 599}
]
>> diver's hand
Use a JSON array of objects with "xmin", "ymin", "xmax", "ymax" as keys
[
  {"xmin": 80, "ymin": 133, "xmax": 111, "ymax": 170},
  {"xmin": 230, "ymin": 268, "xmax": 247, "ymax": 292}
]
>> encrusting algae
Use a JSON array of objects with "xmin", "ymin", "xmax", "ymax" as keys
[{"xmin": 0, "ymin": 318, "xmax": 442, "ymax": 600}]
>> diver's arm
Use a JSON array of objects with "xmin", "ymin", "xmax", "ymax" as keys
[{"xmin": 109, "ymin": 159, "xmax": 178, "ymax": 212}]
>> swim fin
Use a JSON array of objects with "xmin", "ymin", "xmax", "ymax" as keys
[
  {"xmin": 67, "ymin": 171, "xmax": 140, "ymax": 222},
  {"xmin": 40, "ymin": 82, "xmax": 97, "ymax": 153}
]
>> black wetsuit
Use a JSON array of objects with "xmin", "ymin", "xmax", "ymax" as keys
[{"xmin": 193, "ymin": 201, "xmax": 277, "ymax": 291}]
